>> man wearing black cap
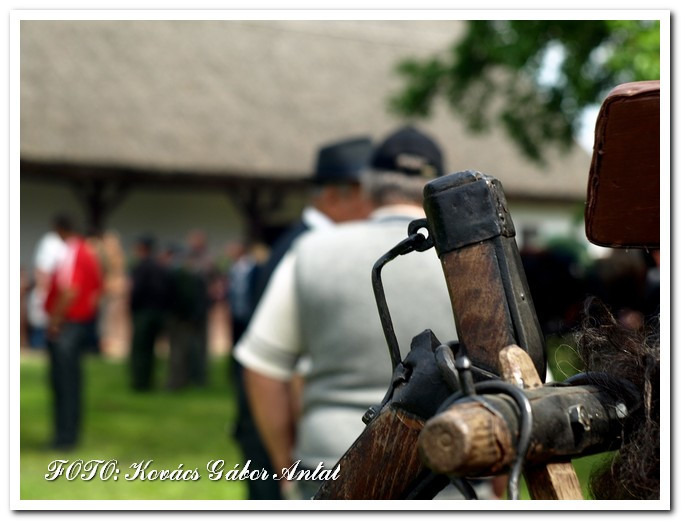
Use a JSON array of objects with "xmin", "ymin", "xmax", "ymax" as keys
[
  {"xmin": 251, "ymin": 136, "xmax": 374, "ymax": 304},
  {"xmin": 234, "ymin": 126, "xmax": 487, "ymax": 499},
  {"xmin": 231, "ymin": 136, "xmax": 374, "ymax": 500}
]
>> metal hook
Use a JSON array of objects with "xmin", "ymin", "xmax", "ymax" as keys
[{"xmin": 371, "ymin": 219, "xmax": 435, "ymax": 371}]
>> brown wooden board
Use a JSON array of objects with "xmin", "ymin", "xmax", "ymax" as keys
[
  {"xmin": 441, "ymin": 242, "xmax": 516, "ymax": 375},
  {"xmin": 314, "ymin": 406, "xmax": 427, "ymax": 500}
]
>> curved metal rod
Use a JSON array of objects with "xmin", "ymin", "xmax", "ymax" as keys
[
  {"xmin": 371, "ymin": 237, "xmax": 414, "ymax": 370},
  {"xmin": 450, "ymin": 477, "xmax": 479, "ymax": 500},
  {"xmin": 434, "ymin": 380, "xmax": 533, "ymax": 500},
  {"xmin": 370, "ymin": 219, "xmax": 433, "ymax": 371},
  {"xmin": 371, "ymin": 232, "xmax": 430, "ymax": 371}
]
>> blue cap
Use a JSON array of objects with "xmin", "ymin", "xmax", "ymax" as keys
[{"xmin": 314, "ymin": 136, "xmax": 373, "ymax": 184}]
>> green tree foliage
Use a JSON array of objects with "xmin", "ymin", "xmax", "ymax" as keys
[{"xmin": 390, "ymin": 20, "xmax": 660, "ymax": 163}]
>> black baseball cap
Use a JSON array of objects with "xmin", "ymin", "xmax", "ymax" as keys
[
  {"xmin": 371, "ymin": 126, "xmax": 444, "ymax": 178},
  {"xmin": 314, "ymin": 136, "xmax": 373, "ymax": 184}
]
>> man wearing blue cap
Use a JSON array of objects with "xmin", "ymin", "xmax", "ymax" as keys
[
  {"xmin": 231, "ymin": 136, "xmax": 374, "ymax": 500},
  {"xmin": 235, "ymin": 126, "xmax": 495, "ymax": 500}
]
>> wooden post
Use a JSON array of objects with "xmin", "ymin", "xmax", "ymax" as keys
[
  {"xmin": 70, "ymin": 178, "xmax": 131, "ymax": 233},
  {"xmin": 499, "ymin": 345, "xmax": 583, "ymax": 500},
  {"xmin": 423, "ymin": 171, "xmax": 546, "ymax": 379},
  {"xmin": 227, "ymin": 186, "xmax": 287, "ymax": 243},
  {"xmin": 439, "ymin": 243, "xmax": 518, "ymax": 374}
]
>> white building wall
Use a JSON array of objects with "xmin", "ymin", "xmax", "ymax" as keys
[{"xmin": 20, "ymin": 181, "xmax": 244, "ymax": 270}]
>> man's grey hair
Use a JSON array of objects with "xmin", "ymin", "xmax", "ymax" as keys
[{"xmin": 360, "ymin": 170, "xmax": 427, "ymax": 206}]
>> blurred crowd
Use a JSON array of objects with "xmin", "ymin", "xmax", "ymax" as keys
[
  {"xmin": 520, "ymin": 240, "xmax": 660, "ymax": 337},
  {"xmin": 19, "ymin": 215, "xmax": 257, "ymax": 447},
  {"xmin": 19, "ymin": 214, "xmax": 660, "ymax": 365},
  {"xmin": 19, "ymin": 218, "xmax": 262, "ymax": 381},
  {"xmin": 19, "ymin": 126, "xmax": 659, "ymax": 498}
]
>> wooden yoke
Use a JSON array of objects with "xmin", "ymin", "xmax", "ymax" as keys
[
  {"xmin": 316, "ymin": 171, "xmax": 550, "ymax": 500},
  {"xmin": 421, "ymin": 172, "xmax": 584, "ymax": 498}
]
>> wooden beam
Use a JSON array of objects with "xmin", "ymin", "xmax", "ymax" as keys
[
  {"xmin": 20, "ymin": 158, "xmax": 309, "ymax": 192},
  {"xmin": 23, "ymin": 158, "xmax": 306, "ymax": 239},
  {"xmin": 68, "ymin": 178, "xmax": 132, "ymax": 233}
]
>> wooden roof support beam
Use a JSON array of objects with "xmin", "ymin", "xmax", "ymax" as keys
[
  {"xmin": 227, "ymin": 185, "xmax": 292, "ymax": 243},
  {"xmin": 69, "ymin": 178, "xmax": 132, "ymax": 234}
]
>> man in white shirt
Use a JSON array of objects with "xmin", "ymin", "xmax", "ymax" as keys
[
  {"xmin": 27, "ymin": 215, "xmax": 70, "ymax": 348},
  {"xmin": 235, "ymin": 127, "xmax": 481, "ymax": 499}
]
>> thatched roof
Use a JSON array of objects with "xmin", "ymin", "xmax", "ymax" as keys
[{"xmin": 20, "ymin": 20, "xmax": 591, "ymax": 201}]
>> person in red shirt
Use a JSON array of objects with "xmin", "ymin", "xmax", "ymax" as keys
[{"xmin": 44, "ymin": 216, "xmax": 102, "ymax": 449}]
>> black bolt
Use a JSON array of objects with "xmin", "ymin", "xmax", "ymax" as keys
[{"xmin": 362, "ymin": 406, "xmax": 378, "ymax": 425}]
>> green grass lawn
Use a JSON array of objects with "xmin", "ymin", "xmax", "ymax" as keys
[
  {"xmin": 20, "ymin": 337, "xmax": 605, "ymax": 501},
  {"xmin": 20, "ymin": 352, "xmax": 247, "ymax": 500}
]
